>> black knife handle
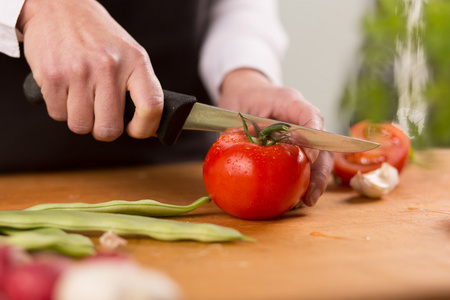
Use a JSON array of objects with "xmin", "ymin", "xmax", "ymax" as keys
[{"xmin": 23, "ymin": 73, "xmax": 196, "ymax": 146}]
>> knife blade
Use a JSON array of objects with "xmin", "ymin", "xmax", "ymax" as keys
[{"xmin": 23, "ymin": 73, "xmax": 378, "ymax": 152}]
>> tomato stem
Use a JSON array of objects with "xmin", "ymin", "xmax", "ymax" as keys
[{"xmin": 239, "ymin": 114, "xmax": 291, "ymax": 146}]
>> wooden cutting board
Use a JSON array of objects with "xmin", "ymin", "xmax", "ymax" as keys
[{"xmin": 1, "ymin": 149, "xmax": 450, "ymax": 300}]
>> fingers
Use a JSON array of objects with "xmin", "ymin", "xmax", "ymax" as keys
[
  {"xmin": 20, "ymin": 0, "xmax": 163, "ymax": 142},
  {"xmin": 274, "ymin": 89, "xmax": 334, "ymax": 206},
  {"xmin": 219, "ymin": 71, "xmax": 334, "ymax": 207},
  {"xmin": 126, "ymin": 64, "xmax": 164, "ymax": 139},
  {"xmin": 272, "ymin": 88, "xmax": 323, "ymax": 163},
  {"xmin": 91, "ymin": 79, "xmax": 125, "ymax": 141},
  {"xmin": 303, "ymin": 148, "xmax": 320, "ymax": 164},
  {"xmin": 38, "ymin": 66, "xmax": 124, "ymax": 141},
  {"xmin": 35, "ymin": 56, "xmax": 163, "ymax": 142},
  {"xmin": 67, "ymin": 82, "xmax": 95, "ymax": 135},
  {"xmin": 283, "ymin": 88, "xmax": 324, "ymax": 131},
  {"xmin": 302, "ymin": 151, "xmax": 335, "ymax": 207},
  {"xmin": 39, "ymin": 72, "xmax": 68, "ymax": 122}
]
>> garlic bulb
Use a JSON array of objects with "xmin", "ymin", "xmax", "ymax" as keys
[{"xmin": 349, "ymin": 163, "xmax": 399, "ymax": 198}]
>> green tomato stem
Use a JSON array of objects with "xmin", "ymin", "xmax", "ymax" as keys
[{"xmin": 239, "ymin": 113, "xmax": 291, "ymax": 146}]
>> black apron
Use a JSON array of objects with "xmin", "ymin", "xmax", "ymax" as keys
[{"xmin": 0, "ymin": 0, "xmax": 217, "ymax": 173}]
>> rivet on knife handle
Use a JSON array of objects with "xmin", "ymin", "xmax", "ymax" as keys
[{"xmin": 22, "ymin": 73, "xmax": 196, "ymax": 146}]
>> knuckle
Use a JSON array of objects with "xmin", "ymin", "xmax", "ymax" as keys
[
  {"xmin": 95, "ymin": 51, "xmax": 119, "ymax": 74},
  {"xmin": 41, "ymin": 66, "xmax": 64, "ymax": 84},
  {"xmin": 315, "ymin": 167, "xmax": 331, "ymax": 183},
  {"xmin": 128, "ymin": 44, "xmax": 149, "ymax": 63},
  {"xmin": 69, "ymin": 60, "xmax": 90, "ymax": 79},
  {"xmin": 282, "ymin": 88, "xmax": 323, "ymax": 127},
  {"xmin": 137, "ymin": 93, "xmax": 164, "ymax": 117},
  {"xmin": 279, "ymin": 87, "xmax": 300, "ymax": 100},
  {"xmin": 310, "ymin": 169, "xmax": 331, "ymax": 191},
  {"xmin": 311, "ymin": 106, "xmax": 324, "ymax": 121},
  {"xmin": 277, "ymin": 87, "xmax": 303, "ymax": 104}
]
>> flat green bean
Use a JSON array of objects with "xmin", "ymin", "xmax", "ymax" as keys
[
  {"xmin": 0, "ymin": 210, "xmax": 253, "ymax": 243},
  {"xmin": 25, "ymin": 196, "xmax": 211, "ymax": 217},
  {"xmin": 0, "ymin": 227, "xmax": 95, "ymax": 257}
]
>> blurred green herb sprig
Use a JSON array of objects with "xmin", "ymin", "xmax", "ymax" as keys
[{"xmin": 340, "ymin": 0, "xmax": 450, "ymax": 148}]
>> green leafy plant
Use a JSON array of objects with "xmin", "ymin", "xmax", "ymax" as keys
[{"xmin": 340, "ymin": 0, "xmax": 450, "ymax": 147}]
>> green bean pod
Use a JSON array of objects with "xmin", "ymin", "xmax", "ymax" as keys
[
  {"xmin": 0, "ymin": 227, "xmax": 95, "ymax": 257},
  {"xmin": 25, "ymin": 196, "xmax": 211, "ymax": 217},
  {"xmin": 0, "ymin": 210, "xmax": 253, "ymax": 243}
]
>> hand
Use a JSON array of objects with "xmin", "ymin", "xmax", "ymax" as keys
[
  {"xmin": 17, "ymin": 0, "xmax": 163, "ymax": 141},
  {"xmin": 219, "ymin": 68, "xmax": 335, "ymax": 207}
]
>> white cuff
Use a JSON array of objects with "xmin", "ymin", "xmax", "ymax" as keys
[
  {"xmin": 200, "ymin": 37, "xmax": 285, "ymax": 104},
  {"xmin": 199, "ymin": 0, "xmax": 288, "ymax": 104},
  {"xmin": 0, "ymin": 0, "xmax": 26, "ymax": 58}
]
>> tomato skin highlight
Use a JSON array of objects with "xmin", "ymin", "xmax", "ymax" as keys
[
  {"xmin": 334, "ymin": 121, "xmax": 411, "ymax": 185},
  {"xmin": 203, "ymin": 133, "xmax": 310, "ymax": 220}
]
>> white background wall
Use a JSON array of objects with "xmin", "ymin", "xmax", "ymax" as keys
[{"xmin": 279, "ymin": 0, "xmax": 374, "ymax": 134}]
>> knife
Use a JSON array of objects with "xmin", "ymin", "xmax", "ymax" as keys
[{"xmin": 23, "ymin": 73, "xmax": 378, "ymax": 152}]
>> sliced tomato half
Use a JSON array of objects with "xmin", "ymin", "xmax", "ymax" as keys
[{"xmin": 334, "ymin": 121, "xmax": 411, "ymax": 185}]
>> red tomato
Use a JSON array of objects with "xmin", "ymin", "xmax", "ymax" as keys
[
  {"xmin": 203, "ymin": 132, "xmax": 310, "ymax": 220},
  {"xmin": 334, "ymin": 121, "xmax": 411, "ymax": 185}
]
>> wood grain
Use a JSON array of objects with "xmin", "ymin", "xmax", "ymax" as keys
[{"xmin": 1, "ymin": 149, "xmax": 449, "ymax": 300}]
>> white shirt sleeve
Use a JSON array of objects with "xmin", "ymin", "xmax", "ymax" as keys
[
  {"xmin": 0, "ymin": 0, "xmax": 26, "ymax": 58},
  {"xmin": 199, "ymin": 0, "xmax": 289, "ymax": 103}
]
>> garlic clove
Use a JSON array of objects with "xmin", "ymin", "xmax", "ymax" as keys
[{"xmin": 349, "ymin": 163, "xmax": 400, "ymax": 198}]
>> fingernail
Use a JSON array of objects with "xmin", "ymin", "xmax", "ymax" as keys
[
  {"xmin": 303, "ymin": 148, "xmax": 319, "ymax": 163},
  {"xmin": 292, "ymin": 200, "xmax": 305, "ymax": 210},
  {"xmin": 309, "ymin": 189, "xmax": 322, "ymax": 207}
]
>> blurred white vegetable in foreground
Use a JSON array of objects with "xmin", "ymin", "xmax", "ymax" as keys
[{"xmin": 54, "ymin": 256, "xmax": 182, "ymax": 300}]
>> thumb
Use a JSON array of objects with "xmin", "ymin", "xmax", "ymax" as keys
[{"xmin": 126, "ymin": 66, "xmax": 164, "ymax": 139}]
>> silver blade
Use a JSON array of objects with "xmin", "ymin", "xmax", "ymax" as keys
[{"xmin": 183, "ymin": 103, "xmax": 379, "ymax": 153}]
